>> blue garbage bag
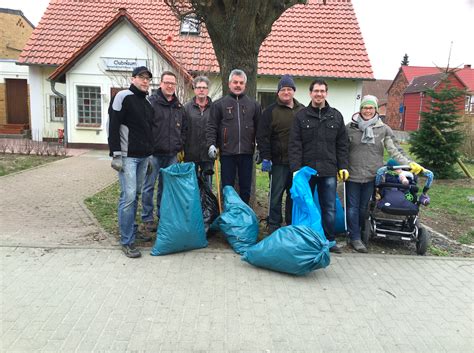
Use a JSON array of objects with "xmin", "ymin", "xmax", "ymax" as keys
[
  {"xmin": 210, "ymin": 186, "xmax": 258, "ymax": 255},
  {"xmin": 151, "ymin": 162, "xmax": 208, "ymax": 255},
  {"xmin": 241, "ymin": 225, "xmax": 333, "ymax": 276},
  {"xmin": 312, "ymin": 186, "xmax": 346, "ymax": 235},
  {"xmin": 290, "ymin": 167, "xmax": 325, "ymax": 236}
]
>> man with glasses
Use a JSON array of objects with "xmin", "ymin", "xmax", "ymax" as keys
[
  {"xmin": 141, "ymin": 71, "xmax": 185, "ymax": 233},
  {"xmin": 288, "ymin": 79, "xmax": 349, "ymax": 253},
  {"xmin": 107, "ymin": 66, "xmax": 154, "ymax": 258},
  {"xmin": 207, "ymin": 69, "xmax": 261, "ymax": 204},
  {"xmin": 257, "ymin": 75, "xmax": 304, "ymax": 233},
  {"xmin": 183, "ymin": 76, "xmax": 214, "ymax": 187}
]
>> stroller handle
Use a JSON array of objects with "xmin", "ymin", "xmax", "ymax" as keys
[{"xmin": 377, "ymin": 182, "xmax": 419, "ymax": 193}]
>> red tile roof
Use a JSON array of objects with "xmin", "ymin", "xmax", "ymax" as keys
[
  {"xmin": 19, "ymin": 0, "xmax": 373, "ymax": 79},
  {"xmin": 400, "ymin": 66, "xmax": 442, "ymax": 83},
  {"xmin": 454, "ymin": 65, "xmax": 474, "ymax": 92}
]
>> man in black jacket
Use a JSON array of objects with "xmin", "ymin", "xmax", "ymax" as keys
[
  {"xmin": 108, "ymin": 66, "xmax": 154, "ymax": 258},
  {"xmin": 141, "ymin": 71, "xmax": 185, "ymax": 231},
  {"xmin": 206, "ymin": 69, "xmax": 261, "ymax": 204},
  {"xmin": 257, "ymin": 75, "xmax": 304, "ymax": 233},
  {"xmin": 288, "ymin": 79, "xmax": 350, "ymax": 253},
  {"xmin": 183, "ymin": 76, "xmax": 213, "ymax": 187}
]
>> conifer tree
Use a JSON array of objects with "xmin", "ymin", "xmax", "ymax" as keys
[
  {"xmin": 410, "ymin": 78, "xmax": 466, "ymax": 178},
  {"xmin": 401, "ymin": 53, "xmax": 409, "ymax": 66}
]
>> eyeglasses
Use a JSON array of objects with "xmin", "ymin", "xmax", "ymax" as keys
[
  {"xmin": 362, "ymin": 106, "xmax": 375, "ymax": 110},
  {"xmin": 137, "ymin": 75, "xmax": 152, "ymax": 82},
  {"xmin": 311, "ymin": 89, "xmax": 326, "ymax": 94},
  {"xmin": 162, "ymin": 81, "xmax": 177, "ymax": 86},
  {"xmin": 195, "ymin": 86, "xmax": 208, "ymax": 90}
]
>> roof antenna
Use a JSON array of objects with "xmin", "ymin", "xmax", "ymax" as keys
[{"xmin": 446, "ymin": 41, "xmax": 453, "ymax": 74}]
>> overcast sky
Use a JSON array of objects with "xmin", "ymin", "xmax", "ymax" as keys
[{"xmin": 1, "ymin": 0, "xmax": 472, "ymax": 79}]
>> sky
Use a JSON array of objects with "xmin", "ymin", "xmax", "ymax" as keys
[{"xmin": 1, "ymin": 0, "xmax": 473, "ymax": 80}]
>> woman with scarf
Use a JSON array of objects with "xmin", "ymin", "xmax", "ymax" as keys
[{"xmin": 345, "ymin": 95, "xmax": 424, "ymax": 253}]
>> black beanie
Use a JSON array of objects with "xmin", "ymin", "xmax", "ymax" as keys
[{"xmin": 277, "ymin": 74, "xmax": 296, "ymax": 92}]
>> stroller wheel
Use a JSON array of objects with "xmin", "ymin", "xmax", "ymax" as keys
[
  {"xmin": 416, "ymin": 226, "xmax": 431, "ymax": 255},
  {"xmin": 361, "ymin": 218, "xmax": 371, "ymax": 245}
]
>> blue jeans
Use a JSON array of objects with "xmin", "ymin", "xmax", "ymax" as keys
[
  {"xmin": 268, "ymin": 164, "xmax": 292, "ymax": 227},
  {"xmin": 141, "ymin": 154, "xmax": 177, "ymax": 222},
  {"xmin": 309, "ymin": 176, "xmax": 337, "ymax": 241},
  {"xmin": 220, "ymin": 154, "xmax": 253, "ymax": 204},
  {"xmin": 346, "ymin": 180, "xmax": 374, "ymax": 241},
  {"xmin": 118, "ymin": 156, "xmax": 148, "ymax": 245}
]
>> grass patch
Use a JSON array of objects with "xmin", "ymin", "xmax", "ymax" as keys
[
  {"xmin": 0, "ymin": 154, "xmax": 66, "ymax": 176},
  {"xmin": 84, "ymin": 182, "xmax": 120, "ymax": 236},
  {"xmin": 428, "ymin": 245, "xmax": 450, "ymax": 257},
  {"xmin": 425, "ymin": 183, "xmax": 474, "ymax": 219},
  {"xmin": 458, "ymin": 230, "xmax": 474, "ymax": 245}
]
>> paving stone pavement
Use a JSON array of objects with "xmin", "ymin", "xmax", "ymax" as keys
[
  {"xmin": 1, "ymin": 150, "xmax": 473, "ymax": 352},
  {"xmin": 0, "ymin": 150, "xmax": 117, "ymax": 247},
  {"xmin": 1, "ymin": 247, "xmax": 473, "ymax": 353}
]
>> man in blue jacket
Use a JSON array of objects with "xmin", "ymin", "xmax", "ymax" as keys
[{"xmin": 108, "ymin": 66, "xmax": 154, "ymax": 258}]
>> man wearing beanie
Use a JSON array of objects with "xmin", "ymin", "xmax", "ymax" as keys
[
  {"xmin": 257, "ymin": 74, "xmax": 304, "ymax": 233},
  {"xmin": 289, "ymin": 79, "xmax": 350, "ymax": 253}
]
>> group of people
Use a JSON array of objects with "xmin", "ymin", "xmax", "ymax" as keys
[{"xmin": 108, "ymin": 66, "xmax": 425, "ymax": 258}]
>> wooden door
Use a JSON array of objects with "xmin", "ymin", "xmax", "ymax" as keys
[{"xmin": 6, "ymin": 79, "xmax": 29, "ymax": 124}]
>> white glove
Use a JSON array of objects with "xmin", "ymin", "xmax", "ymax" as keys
[
  {"xmin": 208, "ymin": 145, "xmax": 217, "ymax": 159},
  {"xmin": 292, "ymin": 170, "xmax": 299, "ymax": 179},
  {"xmin": 111, "ymin": 155, "xmax": 123, "ymax": 172}
]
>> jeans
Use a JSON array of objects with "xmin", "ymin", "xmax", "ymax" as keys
[
  {"xmin": 195, "ymin": 161, "xmax": 213, "ymax": 188},
  {"xmin": 118, "ymin": 156, "xmax": 148, "ymax": 245},
  {"xmin": 346, "ymin": 180, "xmax": 374, "ymax": 241},
  {"xmin": 220, "ymin": 154, "xmax": 253, "ymax": 204},
  {"xmin": 268, "ymin": 164, "xmax": 292, "ymax": 227},
  {"xmin": 141, "ymin": 154, "xmax": 177, "ymax": 222},
  {"xmin": 309, "ymin": 176, "xmax": 337, "ymax": 241}
]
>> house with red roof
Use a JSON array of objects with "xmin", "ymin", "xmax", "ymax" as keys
[{"xmin": 18, "ymin": 0, "xmax": 373, "ymax": 147}]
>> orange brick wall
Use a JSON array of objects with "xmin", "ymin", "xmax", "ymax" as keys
[
  {"xmin": 0, "ymin": 84, "xmax": 6, "ymax": 125},
  {"xmin": 0, "ymin": 12, "xmax": 34, "ymax": 59},
  {"xmin": 386, "ymin": 72, "xmax": 408, "ymax": 130}
]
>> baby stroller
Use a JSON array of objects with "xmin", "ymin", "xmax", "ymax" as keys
[{"xmin": 362, "ymin": 161, "xmax": 434, "ymax": 255}]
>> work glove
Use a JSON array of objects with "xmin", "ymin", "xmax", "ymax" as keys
[
  {"xmin": 262, "ymin": 159, "xmax": 272, "ymax": 172},
  {"xmin": 146, "ymin": 159, "xmax": 153, "ymax": 176},
  {"xmin": 177, "ymin": 150, "xmax": 185, "ymax": 163},
  {"xmin": 111, "ymin": 155, "xmax": 123, "ymax": 172},
  {"xmin": 409, "ymin": 162, "xmax": 424, "ymax": 175},
  {"xmin": 208, "ymin": 145, "xmax": 217, "ymax": 159},
  {"xmin": 254, "ymin": 149, "xmax": 262, "ymax": 164},
  {"xmin": 292, "ymin": 170, "xmax": 299, "ymax": 179},
  {"xmin": 419, "ymin": 193, "xmax": 430, "ymax": 206},
  {"xmin": 337, "ymin": 169, "xmax": 349, "ymax": 182}
]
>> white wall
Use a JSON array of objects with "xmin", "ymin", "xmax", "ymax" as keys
[{"xmin": 0, "ymin": 60, "xmax": 29, "ymax": 82}]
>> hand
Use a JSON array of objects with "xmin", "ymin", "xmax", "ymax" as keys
[
  {"xmin": 409, "ymin": 162, "xmax": 424, "ymax": 175},
  {"xmin": 419, "ymin": 193, "xmax": 430, "ymax": 206},
  {"xmin": 262, "ymin": 159, "xmax": 272, "ymax": 172},
  {"xmin": 337, "ymin": 169, "xmax": 349, "ymax": 182},
  {"xmin": 254, "ymin": 150, "xmax": 262, "ymax": 164},
  {"xmin": 146, "ymin": 160, "xmax": 153, "ymax": 176},
  {"xmin": 208, "ymin": 145, "xmax": 217, "ymax": 159},
  {"xmin": 292, "ymin": 170, "xmax": 299, "ymax": 179},
  {"xmin": 177, "ymin": 150, "xmax": 185, "ymax": 163},
  {"xmin": 111, "ymin": 155, "xmax": 123, "ymax": 172}
]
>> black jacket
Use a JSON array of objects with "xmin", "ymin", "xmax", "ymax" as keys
[
  {"xmin": 206, "ymin": 93, "xmax": 261, "ymax": 156},
  {"xmin": 183, "ymin": 96, "xmax": 212, "ymax": 162},
  {"xmin": 107, "ymin": 84, "xmax": 154, "ymax": 158},
  {"xmin": 257, "ymin": 98, "xmax": 304, "ymax": 165},
  {"xmin": 288, "ymin": 102, "xmax": 349, "ymax": 177},
  {"xmin": 149, "ymin": 88, "xmax": 185, "ymax": 156}
]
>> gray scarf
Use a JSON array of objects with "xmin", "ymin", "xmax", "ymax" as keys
[{"xmin": 357, "ymin": 113, "xmax": 379, "ymax": 144}]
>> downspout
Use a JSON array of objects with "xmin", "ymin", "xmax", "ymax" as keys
[{"xmin": 50, "ymin": 80, "xmax": 68, "ymax": 147}]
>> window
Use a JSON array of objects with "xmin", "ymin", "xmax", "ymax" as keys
[
  {"xmin": 50, "ymin": 95, "xmax": 64, "ymax": 122},
  {"xmin": 465, "ymin": 95, "xmax": 474, "ymax": 113},
  {"xmin": 77, "ymin": 86, "xmax": 102, "ymax": 126},
  {"xmin": 180, "ymin": 14, "xmax": 200, "ymax": 35},
  {"xmin": 258, "ymin": 92, "xmax": 277, "ymax": 110}
]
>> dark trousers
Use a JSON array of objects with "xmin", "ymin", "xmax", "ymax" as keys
[
  {"xmin": 268, "ymin": 164, "xmax": 292, "ymax": 227},
  {"xmin": 309, "ymin": 176, "xmax": 337, "ymax": 241},
  {"xmin": 220, "ymin": 154, "xmax": 253, "ymax": 204},
  {"xmin": 346, "ymin": 180, "xmax": 374, "ymax": 241}
]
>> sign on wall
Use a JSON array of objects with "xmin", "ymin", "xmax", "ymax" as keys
[{"xmin": 102, "ymin": 57, "xmax": 148, "ymax": 71}]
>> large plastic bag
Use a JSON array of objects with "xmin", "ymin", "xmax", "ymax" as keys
[
  {"xmin": 241, "ymin": 225, "xmax": 333, "ymax": 276},
  {"xmin": 290, "ymin": 167, "xmax": 325, "ymax": 236},
  {"xmin": 210, "ymin": 186, "xmax": 258, "ymax": 255},
  {"xmin": 312, "ymin": 186, "xmax": 346, "ymax": 235},
  {"xmin": 151, "ymin": 162, "xmax": 208, "ymax": 255},
  {"xmin": 198, "ymin": 176, "xmax": 219, "ymax": 234}
]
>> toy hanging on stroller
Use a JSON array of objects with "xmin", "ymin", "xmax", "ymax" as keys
[{"xmin": 362, "ymin": 159, "xmax": 434, "ymax": 255}]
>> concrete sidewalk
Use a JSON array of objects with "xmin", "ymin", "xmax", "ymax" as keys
[{"xmin": 0, "ymin": 150, "xmax": 473, "ymax": 352}]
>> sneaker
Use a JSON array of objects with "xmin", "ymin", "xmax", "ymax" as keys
[
  {"xmin": 135, "ymin": 231, "xmax": 152, "ymax": 243},
  {"xmin": 350, "ymin": 239, "xmax": 368, "ymax": 253},
  {"xmin": 142, "ymin": 221, "xmax": 157, "ymax": 232},
  {"xmin": 329, "ymin": 244, "xmax": 343, "ymax": 254},
  {"xmin": 122, "ymin": 244, "xmax": 141, "ymax": 258}
]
